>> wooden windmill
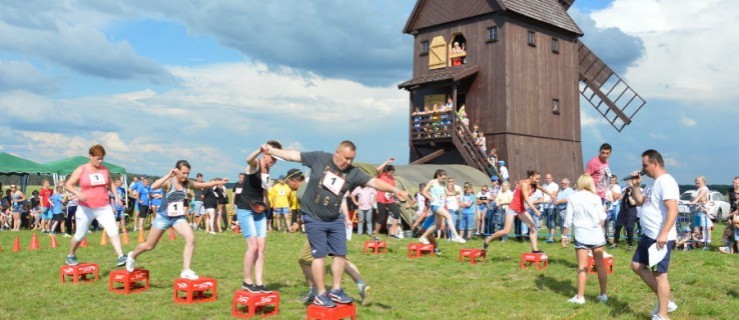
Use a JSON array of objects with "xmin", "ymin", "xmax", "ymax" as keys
[{"xmin": 399, "ymin": 0, "xmax": 645, "ymax": 181}]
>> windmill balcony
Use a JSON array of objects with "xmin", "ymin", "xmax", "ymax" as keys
[{"xmin": 411, "ymin": 109, "xmax": 454, "ymax": 141}]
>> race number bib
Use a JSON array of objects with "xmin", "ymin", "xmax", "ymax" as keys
[
  {"xmin": 385, "ymin": 192, "xmax": 393, "ymax": 200},
  {"xmin": 167, "ymin": 201, "xmax": 185, "ymax": 217},
  {"xmin": 322, "ymin": 171, "xmax": 346, "ymax": 196},
  {"xmin": 89, "ymin": 173, "xmax": 106, "ymax": 186},
  {"xmin": 278, "ymin": 190, "xmax": 286, "ymax": 196},
  {"xmin": 235, "ymin": 188, "xmax": 242, "ymax": 195}
]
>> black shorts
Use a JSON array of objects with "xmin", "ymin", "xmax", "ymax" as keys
[
  {"xmin": 377, "ymin": 202, "xmax": 400, "ymax": 224},
  {"xmin": 138, "ymin": 205, "xmax": 150, "ymax": 218},
  {"xmin": 632, "ymin": 236, "xmax": 675, "ymax": 273},
  {"xmin": 53, "ymin": 213, "xmax": 65, "ymax": 222}
]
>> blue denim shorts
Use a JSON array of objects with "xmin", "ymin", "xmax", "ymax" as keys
[
  {"xmin": 273, "ymin": 207, "xmax": 290, "ymax": 215},
  {"xmin": 574, "ymin": 239, "xmax": 606, "ymax": 249},
  {"xmin": 237, "ymin": 209, "xmax": 267, "ymax": 238},
  {"xmin": 421, "ymin": 213, "xmax": 436, "ymax": 230},
  {"xmin": 152, "ymin": 213, "xmax": 188, "ymax": 230}
]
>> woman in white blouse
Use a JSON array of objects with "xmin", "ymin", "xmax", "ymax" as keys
[{"xmin": 562, "ymin": 174, "xmax": 609, "ymax": 304}]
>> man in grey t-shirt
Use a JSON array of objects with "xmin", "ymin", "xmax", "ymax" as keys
[{"xmin": 264, "ymin": 140, "xmax": 407, "ymax": 307}]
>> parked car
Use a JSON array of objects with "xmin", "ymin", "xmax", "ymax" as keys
[{"xmin": 678, "ymin": 190, "xmax": 731, "ymax": 221}]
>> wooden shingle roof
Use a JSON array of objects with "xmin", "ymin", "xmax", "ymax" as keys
[
  {"xmin": 404, "ymin": 0, "xmax": 582, "ymax": 36},
  {"xmin": 398, "ymin": 65, "xmax": 480, "ymax": 89},
  {"xmin": 500, "ymin": 0, "xmax": 582, "ymax": 35}
]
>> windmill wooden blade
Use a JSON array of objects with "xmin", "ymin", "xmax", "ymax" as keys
[{"xmin": 578, "ymin": 40, "xmax": 646, "ymax": 132}]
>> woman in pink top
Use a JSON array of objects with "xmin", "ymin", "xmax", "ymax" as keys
[{"xmin": 64, "ymin": 144, "xmax": 127, "ymax": 267}]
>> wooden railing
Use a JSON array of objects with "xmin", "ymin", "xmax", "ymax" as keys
[{"xmin": 409, "ymin": 109, "xmax": 490, "ymax": 174}]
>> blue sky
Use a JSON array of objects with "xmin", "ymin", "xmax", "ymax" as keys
[{"xmin": 1, "ymin": 0, "xmax": 737, "ymax": 185}]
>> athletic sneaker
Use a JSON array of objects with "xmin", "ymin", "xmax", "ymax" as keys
[
  {"xmin": 313, "ymin": 292, "xmax": 337, "ymax": 308},
  {"xmin": 609, "ymin": 243, "xmax": 618, "ymax": 249},
  {"xmin": 451, "ymin": 235, "xmax": 467, "ymax": 243},
  {"xmin": 596, "ymin": 294, "xmax": 608, "ymax": 303},
  {"xmin": 125, "ymin": 252, "xmax": 135, "ymax": 272},
  {"xmin": 66, "ymin": 255, "xmax": 79, "ymax": 266},
  {"xmin": 545, "ymin": 238, "xmax": 554, "ymax": 243},
  {"xmin": 299, "ymin": 290, "xmax": 316, "ymax": 304},
  {"xmin": 567, "ymin": 295, "xmax": 585, "ymax": 304},
  {"xmin": 482, "ymin": 241, "xmax": 490, "ymax": 251},
  {"xmin": 651, "ymin": 315, "xmax": 669, "ymax": 320},
  {"xmin": 256, "ymin": 285, "xmax": 272, "ymax": 293},
  {"xmin": 63, "ymin": 233, "xmax": 71, "ymax": 238},
  {"xmin": 242, "ymin": 282, "xmax": 259, "ymax": 293},
  {"xmin": 433, "ymin": 248, "xmax": 442, "ymax": 256},
  {"xmin": 389, "ymin": 234, "xmax": 400, "ymax": 239},
  {"xmin": 532, "ymin": 250, "xmax": 545, "ymax": 254},
  {"xmin": 180, "ymin": 269, "xmax": 199, "ymax": 280},
  {"xmin": 116, "ymin": 255, "xmax": 127, "ymax": 267},
  {"xmin": 651, "ymin": 300, "xmax": 678, "ymax": 316},
  {"xmin": 418, "ymin": 236, "xmax": 430, "ymax": 245},
  {"xmin": 358, "ymin": 283, "xmax": 371, "ymax": 306},
  {"xmin": 328, "ymin": 288, "xmax": 353, "ymax": 304}
]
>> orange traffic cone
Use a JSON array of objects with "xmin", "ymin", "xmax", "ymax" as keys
[
  {"xmin": 80, "ymin": 238, "xmax": 88, "ymax": 248},
  {"xmin": 100, "ymin": 232, "xmax": 108, "ymax": 246},
  {"xmin": 137, "ymin": 228, "xmax": 146, "ymax": 243},
  {"xmin": 121, "ymin": 227, "xmax": 130, "ymax": 245},
  {"xmin": 29, "ymin": 233, "xmax": 40, "ymax": 250},
  {"xmin": 13, "ymin": 236, "xmax": 20, "ymax": 252},
  {"xmin": 50, "ymin": 235, "xmax": 58, "ymax": 249},
  {"xmin": 168, "ymin": 228, "xmax": 177, "ymax": 240}
]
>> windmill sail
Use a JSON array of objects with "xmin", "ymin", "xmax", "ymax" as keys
[{"xmin": 578, "ymin": 41, "xmax": 646, "ymax": 132}]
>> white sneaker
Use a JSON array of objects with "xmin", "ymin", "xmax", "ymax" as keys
[
  {"xmin": 567, "ymin": 295, "xmax": 585, "ymax": 304},
  {"xmin": 651, "ymin": 315, "xmax": 669, "ymax": 320},
  {"xmin": 651, "ymin": 300, "xmax": 677, "ymax": 316},
  {"xmin": 180, "ymin": 269, "xmax": 199, "ymax": 280},
  {"xmin": 596, "ymin": 294, "xmax": 608, "ymax": 303},
  {"xmin": 125, "ymin": 252, "xmax": 135, "ymax": 272},
  {"xmin": 133, "ymin": 227, "xmax": 138, "ymax": 232},
  {"xmin": 418, "ymin": 236, "xmax": 430, "ymax": 245},
  {"xmin": 451, "ymin": 235, "xmax": 467, "ymax": 244}
]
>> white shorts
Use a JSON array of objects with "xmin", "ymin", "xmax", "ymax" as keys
[{"xmin": 74, "ymin": 205, "xmax": 119, "ymax": 241}]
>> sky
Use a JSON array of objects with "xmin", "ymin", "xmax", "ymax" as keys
[{"xmin": 0, "ymin": 0, "xmax": 736, "ymax": 185}]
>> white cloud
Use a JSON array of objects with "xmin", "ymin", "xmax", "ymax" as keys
[
  {"xmin": 680, "ymin": 114, "xmax": 696, "ymax": 127},
  {"xmin": 590, "ymin": 0, "xmax": 739, "ymax": 105},
  {"xmin": 0, "ymin": 60, "xmax": 59, "ymax": 93},
  {"xmin": 2, "ymin": 61, "xmax": 406, "ymax": 177}
]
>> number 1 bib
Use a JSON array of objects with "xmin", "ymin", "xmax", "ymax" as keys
[
  {"xmin": 322, "ymin": 171, "xmax": 346, "ymax": 196},
  {"xmin": 167, "ymin": 201, "xmax": 185, "ymax": 217},
  {"xmin": 89, "ymin": 173, "xmax": 106, "ymax": 186}
]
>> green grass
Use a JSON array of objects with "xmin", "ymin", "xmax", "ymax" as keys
[{"xmin": 1, "ymin": 226, "xmax": 737, "ymax": 319}]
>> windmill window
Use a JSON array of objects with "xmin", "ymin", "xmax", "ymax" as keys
[
  {"xmin": 487, "ymin": 26, "xmax": 498, "ymax": 42},
  {"xmin": 449, "ymin": 34, "xmax": 467, "ymax": 66},
  {"xmin": 551, "ymin": 38, "xmax": 559, "ymax": 53},
  {"xmin": 527, "ymin": 31, "xmax": 536, "ymax": 47},
  {"xmin": 552, "ymin": 99, "xmax": 560, "ymax": 115},
  {"xmin": 421, "ymin": 40, "xmax": 429, "ymax": 56}
]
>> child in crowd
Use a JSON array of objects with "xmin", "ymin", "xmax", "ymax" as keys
[
  {"xmin": 48, "ymin": 185, "xmax": 65, "ymax": 235},
  {"xmin": 460, "ymin": 183, "xmax": 477, "ymax": 240}
]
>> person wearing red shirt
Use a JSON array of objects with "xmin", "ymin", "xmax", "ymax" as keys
[
  {"xmin": 482, "ymin": 169, "xmax": 548, "ymax": 254},
  {"xmin": 39, "ymin": 180, "xmax": 54, "ymax": 233},
  {"xmin": 372, "ymin": 158, "xmax": 401, "ymax": 238}
]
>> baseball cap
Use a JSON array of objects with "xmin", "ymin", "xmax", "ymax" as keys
[
  {"xmin": 278, "ymin": 175, "xmax": 285, "ymax": 180},
  {"xmin": 498, "ymin": 160, "xmax": 505, "ymax": 166},
  {"xmin": 285, "ymin": 169, "xmax": 304, "ymax": 179},
  {"xmin": 491, "ymin": 175, "xmax": 499, "ymax": 181}
]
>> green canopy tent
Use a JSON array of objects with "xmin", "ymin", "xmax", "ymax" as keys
[
  {"xmin": 0, "ymin": 152, "xmax": 56, "ymax": 193},
  {"xmin": 45, "ymin": 156, "xmax": 129, "ymax": 199},
  {"xmin": 349, "ymin": 163, "xmax": 492, "ymax": 236}
]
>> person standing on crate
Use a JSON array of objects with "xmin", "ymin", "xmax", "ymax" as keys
[
  {"xmin": 125, "ymin": 160, "xmax": 228, "ymax": 280},
  {"xmin": 689, "ymin": 176, "xmax": 710, "ymax": 244},
  {"xmin": 627, "ymin": 149, "xmax": 679, "ymax": 320},
  {"xmin": 264, "ymin": 140, "xmax": 407, "ymax": 307}
]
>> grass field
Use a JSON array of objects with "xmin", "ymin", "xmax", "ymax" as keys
[{"xmin": 0, "ymin": 226, "xmax": 736, "ymax": 320}]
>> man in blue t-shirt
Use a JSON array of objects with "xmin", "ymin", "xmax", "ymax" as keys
[
  {"xmin": 134, "ymin": 177, "xmax": 151, "ymax": 231},
  {"xmin": 264, "ymin": 140, "xmax": 408, "ymax": 308}
]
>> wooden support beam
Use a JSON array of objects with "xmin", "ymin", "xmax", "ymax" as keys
[{"xmin": 410, "ymin": 149, "xmax": 446, "ymax": 164}]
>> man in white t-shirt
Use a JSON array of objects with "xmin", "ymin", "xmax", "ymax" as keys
[
  {"xmin": 541, "ymin": 173, "xmax": 560, "ymax": 243},
  {"xmin": 628, "ymin": 149, "xmax": 679, "ymax": 320}
]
